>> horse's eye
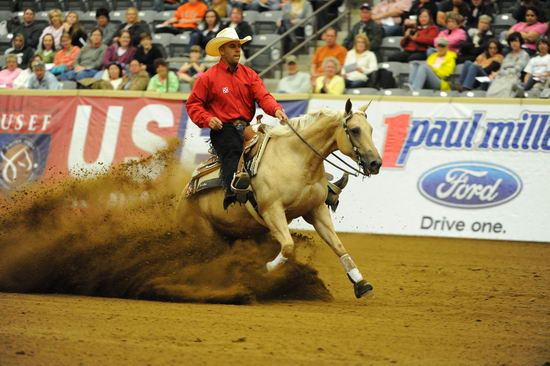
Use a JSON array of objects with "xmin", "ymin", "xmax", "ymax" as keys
[{"xmin": 350, "ymin": 128, "xmax": 361, "ymax": 136}]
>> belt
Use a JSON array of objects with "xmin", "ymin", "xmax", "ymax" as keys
[{"xmin": 231, "ymin": 119, "xmax": 249, "ymax": 127}]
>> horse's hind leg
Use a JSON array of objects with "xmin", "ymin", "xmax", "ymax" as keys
[
  {"xmin": 304, "ymin": 204, "xmax": 373, "ymax": 299},
  {"xmin": 261, "ymin": 206, "xmax": 295, "ymax": 272}
]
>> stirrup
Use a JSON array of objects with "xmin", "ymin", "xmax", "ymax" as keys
[{"xmin": 230, "ymin": 172, "xmax": 250, "ymax": 203}]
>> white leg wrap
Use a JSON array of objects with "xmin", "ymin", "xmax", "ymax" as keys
[
  {"xmin": 266, "ymin": 252, "xmax": 288, "ymax": 272},
  {"xmin": 340, "ymin": 254, "xmax": 364, "ymax": 283}
]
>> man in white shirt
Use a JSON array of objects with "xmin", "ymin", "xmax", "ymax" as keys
[
  {"xmin": 276, "ymin": 55, "xmax": 312, "ymax": 93},
  {"xmin": 523, "ymin": 38, "xmax": 550, "ymax": 92}
]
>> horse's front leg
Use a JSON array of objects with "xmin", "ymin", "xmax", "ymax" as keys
[
  {"xmin": 261, "ymin": 204, "xmax": 294, "ymax": 272},
  {"xmin": 304, "ymin": 204, "xmax": 374, "ymax": 298}
]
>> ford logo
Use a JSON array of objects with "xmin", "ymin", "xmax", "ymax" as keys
[{"xmin": 418, "ymin": 162, "xmax": 522, "ymax": 209}]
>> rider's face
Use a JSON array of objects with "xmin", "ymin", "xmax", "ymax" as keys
[{"xmin": 220, "ymin": 41, "xmax": 241, "ymax": 66}]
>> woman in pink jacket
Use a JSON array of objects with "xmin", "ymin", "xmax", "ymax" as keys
[{"xmin": 434, "ymin": 11, "xmax": 466, "ymax": 54}]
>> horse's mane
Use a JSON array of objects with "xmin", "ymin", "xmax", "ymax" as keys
[{"xmin": 269, "ymin": 109, "xmax": 344, "ymax": 137}]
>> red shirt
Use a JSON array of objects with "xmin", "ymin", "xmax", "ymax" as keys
[{"xmin": 186, "ymin": 60, "xmax": 283, "ymax": 128}]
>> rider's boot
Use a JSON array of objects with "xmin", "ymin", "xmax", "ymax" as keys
[
  {"xmin": 325, "ymin": 173, "xmax": 349, "ymax": 211},
  {"xmin": 230, "ymin": 171, "xmax": 251, "ymax": 204}
]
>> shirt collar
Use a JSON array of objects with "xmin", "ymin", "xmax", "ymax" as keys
[{"xmin": 219, "ymin": 58, "xmax": 239, "ymax": 73}]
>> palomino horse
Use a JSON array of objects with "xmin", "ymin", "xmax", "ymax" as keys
[{"xmin": 183, "ymin": 99, "xmax": 382, "ymax": 298}]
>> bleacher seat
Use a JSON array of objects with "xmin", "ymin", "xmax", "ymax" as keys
[
  {"xmin": 493, "ymin": 13, "xmax": 515, "ymax": 34},
  {"xmin": 80, "ymin": 12, "xmax": 98, "ymax": 32},
  {"xmin": 0, "ymin": 1, "xmax": 14, "ymax": 11},
  {"xmin": 247, "ymin": 34, "xmax": 281, "ymax": 75},
  {"xmin": 254, "ymin": 11, "xmax": 282, "ymax": 34},
  {"xmin": 61, "ymin": 80, "xmax": 78, "ymax": 89},
  {"xmin": 178, "ymin": 82, "xmax": 191, "ymax": 93},
  {"xmin": 19, "ymin": 0, "xmax": 40, "ymax": 11},
  {"xmin": 243, "ymin": 10, "xmax": 259, "ymax": 26},
  {"xmin": 170, "ymin": 32, "xmax": 191, "ymax": 57},
  {"xmin": 379, "ymin": 36, "xmax": 402, "ymax": 62},
  {"xmin": 0, "ymin": 10, "xmax": 13, "ymax": 21},
  {"xmin": 153, "ymin": 11, "xmax": 172, "ymax": 29},
  {"xmin": 114, "ymin": 0, "xmax": 137, "ymax": 10},
  {"xmin": 138, "ymin": 10, "xmax": 155, "ymax": 24},
  {"xmin": 437, "ymin": 90, "xmax": 460, "ymax": 97},
  {"xmin": 110, "ymin": 10, "xmax": 126, "ymax": 25},
  {"xmin": 382, "ymin": 88, "xmax": 408, "ymax": 96},
  {"xmin": 346, "ymin": 87, "xmax": 379, "ymax": 95},
  {"xmin": 40, "ymin": 0, "xmax": 64, "ymax": 11},
  {"xmin": 0, "ymin": 34, "xmax": 13, "ymax": 54},
  {"xmin": 34, "ymin": 11, "xmax": 50, "ymax": 27},
  {"xmin": 137, "ymin": 0, "xmax": 154, "ymax": 10},
  {"xmin": 87, "ymin": 0, "xmax": 114, "ymax": 11},
  {"xmin": 152, "ymin": 32, "xmax": 173, "ymax": 49},
  {"xmin": 0, "ymin": 55, "xmax": 6, "ymax": 69},
  {"xmin": 411, "ymin": 89, "xmax": 436, "ymax": 96},
  {"xmin": 461, "ymin": 90, "xmax": 487, "ymax": 97},
  {"xmin": 65, "ymin": 0, "xmax": 87, "ymax": 11},
  {"xmin": 378, "ymin": 61, "xmax": 403, "ymax": 86}
]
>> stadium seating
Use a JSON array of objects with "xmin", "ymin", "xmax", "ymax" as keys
[
  {"xmin": 40, "ymin": 0, "xmax": 64, "ymax": 11},
  {"xmin": 0, "ymin": 34, "xmax": 13, "ymax": 54},
  {"xmin": 64, "ymin": 0, "xmax": 87, "ymax": 11},
  {"xmin": 114, "ymin": 0, "xmax": 138, "ymax": 10},
  {"xmin": 461, "ymin": 90, "xmax": 487, "ymax": 97},
  {"xmin": 34, "ymin": 11, "xmax": 50, "ymax": 28},
  {"xmin": 379, "ymin": 36, "xmax": 402, "ymax": 61},
  {"xmin": 493, "ymin": 13, "xmax": 515, "ymax": 35},
  {"xmin": 247, "ymin": 34, "xmax": 281, "ymax": 76},
  {"xmin": 61, "ymin": 80, "xmax": 77, "ymax": 89},
  {"xmin": 0, "ymin": 55, "xmax": 5, "ymax": 68},
  {"xmin": 87, "ymin": 0, "xmax": 114, "ymax": 12},
  {"xmin": 153, "ymin": 11, "xmax": 172, "ymax": 28},
  {"xmin": 170, "ymin": 33, "xmax": 191, "ymax": 57},
  {"xmin": 110, "ymin": 10, "xmax": 126, "ymax": 26},
  {"xmin": 243, "ymin": 10, "xmax": 259, "ymax": 26},
  {"xmin": 378, "ymin": 61, "xmax": 403, "ymax": 86},
  {"xmin": 138, "ymin": 9, "xmax": 155, "ymax": 24},
  {"xmin": 80, "ymin": 12, "xmax": 98, "ymax": 32},
  {"xmin": 254, "ymin": 11, "xmax": 282, "ymax": 35},
  {"xmin": 346, "ymin": 87, "xmax": 379, "ymax": 95},
  {"xmin": 381, "ymin": 88, "xmax": 408, "ymax": 96}
]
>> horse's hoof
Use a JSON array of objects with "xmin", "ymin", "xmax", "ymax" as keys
[{"xmin": 354, "ymin": 280, "xmax": 374, "ymax": 299}]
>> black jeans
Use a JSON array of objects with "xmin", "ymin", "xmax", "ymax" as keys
[{"xmin": 210, "ymin": 124, "xmax": 244, "ymax": 192}]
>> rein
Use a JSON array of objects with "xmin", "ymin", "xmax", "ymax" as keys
[{"xmin": 284, "ymin": 114, "xmax": 368, "ymax": 178}]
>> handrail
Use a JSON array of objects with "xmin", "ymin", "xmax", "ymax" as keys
[{"xmin": 245, "ymin": 0, "xmax": 341, "ymax": 67}]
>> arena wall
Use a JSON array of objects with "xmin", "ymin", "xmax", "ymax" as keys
[{"xmin": 1, "ymin": 90, "xmax": 549, "ymax": 243}]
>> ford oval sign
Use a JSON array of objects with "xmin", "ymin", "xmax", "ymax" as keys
[{"xmin": 418, "ymin": 162, "xmax": 522, "ymax": 209}]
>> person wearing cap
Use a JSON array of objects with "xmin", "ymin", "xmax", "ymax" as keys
[
  {"xmin": 276, "ymin": 55, "xmax": 311, "ymax": 93},
  {"xmin": 186, "ymin": 28, "xmax": 288, "ymax": 209},
  {"xmin": 177, "ymin": 45, "xmax": 207, "ymax": 84},
  {"xmin": 310, "ymin": 28, "xmax": 347, "ymax": 79},
  {"xmin": 343, "ymin": 3, "xmax": 384, "ymax": 55},
  {"xmin": 407, "ymin": 37, "xmax": 456, "ymax": 91},
  {"xmin": 27, "ymin": 61, "xmax": 61, "ymax": 90},
  {"xmin": 95, "ymin": 8, "xmax": 118, "ymax": 46}
]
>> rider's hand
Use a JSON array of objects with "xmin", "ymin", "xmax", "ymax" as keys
[
  {"xmin": 209, "ymin": 117, "xmax": 223, "ymax": 130},
  {"xmin": 275, "ymin": 109, "xmax": 288, "ymax": 125}
]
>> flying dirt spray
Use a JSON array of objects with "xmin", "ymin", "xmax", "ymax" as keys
[{"xmin": 0, "ymin": 145, "xmax": 331, "ymax": 304}]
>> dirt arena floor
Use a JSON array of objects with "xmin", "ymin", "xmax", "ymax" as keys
[{"xmin": 1, "ymin": 232, "xmax": 549, "ymax": 366}]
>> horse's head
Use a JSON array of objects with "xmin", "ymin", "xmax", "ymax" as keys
[{"xmin": 336, "ymin": 99, "xmax": 382, "ymax": 176}]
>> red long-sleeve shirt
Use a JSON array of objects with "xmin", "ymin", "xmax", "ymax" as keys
[{"xmin": 186, "ymin": 59, "xmax": 283, "ymax": 128}]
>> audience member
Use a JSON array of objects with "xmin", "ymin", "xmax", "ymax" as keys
[
  {"xmin": 190, "ymin": 9, "xmax": 226, "ymax": 50},
  {"xmin": 59, "ymin": 28, "xmax": 107, "ymax": 81},
  {"xmin": 157, "ymin": 0, "xmax": 208, "ymax": 34},
  {"xmin": 466, "ymin": 0, "xmax": 494, "ymax": 28},
  {"xmin": 436, "ymin": 0, "xmax": 469, "ymax": 27},
  {"xmin": 486, "ymin": 32, "xmax": 530, "ymax": 97},
  {"xmin": 52, "ymin": 32, "xmax": 81, "ymax": 76},
  {"xmin": 313, "ymin": 57, "xmax": 345, "ymax": 94},
  {"xmin": 147, "ymin": 59, "xmax": 179, "ymax": 92},
  {"xmin": 390, "ymin": 8, "xmax": 438, "ymax": 62},
  {"xmin": 224, "ymin": 7, "xmax": 254, "ymax": 58},
  {"xmin": 458, "ymin": 39, "xmax": 503, "ymax": 90},
  {"xmin": 134, "ymin": 33, "xmax": 164, "ymax": 75},
  {"xmin": 39, "ymin": 9, "xmax": 64, "ymax": 50},
  {"xmin": 460, "ymin": 14, "xmax": 495, "ymax": 62},
  {"xmin": 401, "ymin": 0, "xmax": 438, "ymax": 29},
  {"xmin": 177, "ymin": 45, "xmax": 206, "ymax": 84},
  {"xmin": 35, "ymin": 34, "xmax": 57, "ymax": 64},
  {"xmin": 407, "ymin": 37, "xmax": 456, "ymax": 90},
  {"xmin": 13, "ymin": 55, "xmax": 42, "ymax": 89},
  {"xmin": 120, "ymin": 59, "xmax": 150, "ymax": 90},
  {"xmin": 251, "ymin": 0, "xmax": 282, "ymax": 12},
  {"xmin": 89, "ymin": 62, "xmax": 125, "ymax": 89},
  {"xmin": 311, "ymin": 28, "xmax": 347, "ymax": 79},
  {"xmin": 507, "ymin": 7, "xmax": 548, "ymax": 56},
  {"xmin": 341, "ymin": 33, "xmax": 377, "ymax": 88},
  {"xmin": 522, "ymin": 38, "xmax": 550, "ymax": 92},
  {"xmin": 28, "ymin": 61, "xmax": 61, "ymax": 90},
  {"xmin": 113, "ymin": 8, "xmax": 151, "ymax": 47},
  {"xmin": 434, "ymin": 12, "xmax": 467, "ymax": 55},
  {"xmin": 231, "ymin": 0, "xmax": 255, "ymax": 10},
  {"xmin": 371, "ymin": 0, "xmax": 412, "ymax": 36},
  {"xmin": 4, "ymin": 34, "xmax": 34, "ymax": 69},
  {"xmin": 154, "ymin": 0, "xmax": 183, "ymax": 12},
  {"xmin": 12, "ymin": 8, "xmax": 43, "ymax": 49},
  {"xmin": 276, "ymin": 55, "xmax": 311, "ymax": 93},
  {"xmin": 95, "ymin": 8, "xmax": 118, "ymax": 46},
  {"xmin": 211, "ymin": 0, "xmax": 231, "ymax": 17},
  {"xmin": 102, "ymin": 30, "xmax": 137, "ymax": 70},
  {"xmin": 63, "ymin": 11, "xmax": 88, "ymax": 48},
  {"xmin": 343, "ymin": 3, "xmax": 384, "ymax": 55},
  {"xmin": 511, "ymin": 0, "xmax": 548, "ymax": 23},
  {"xmin": 278, "ymin": 0, "xmax": 313, "ymax": 50},
  {"xmin": 0, "ymin": 55, "xmax": 23, "ymax": 88}
]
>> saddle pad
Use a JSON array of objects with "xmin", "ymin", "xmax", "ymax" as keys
[
  {"xmin": 191, "ymin": 156, "xmax": 221, "ymax": 179},
  {"xmin": 185, "ymin": 167, "xmax": 223, "ymax": 197}
]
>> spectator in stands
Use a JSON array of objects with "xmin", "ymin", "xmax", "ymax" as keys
[
  {"xmin": 511, "ymin": 0, "xmax": 548, "ymax": 23},
  {"xmin": 157, "ymin": 0, "xmax": 208, "ymax": 35},
  {"xmin": 310, "ymin": 28, "xmax": 347, "ymax": 80},
  {"xmin": 522, "ymin": 38, "xmax": 550, "ymax": 92},
  {"xmin": 154, "ymin": 0, "xmax": 184, "ymax": 12},
  {"xmin": 224, "ymin": 7, "xmax": 254, "ymax": 58},
  {"xmin": 0, "ymin": 55, "xmax": 23, "ymax": 88},
  {"xmin": 343, "ymin": 3, "xmax": 384, "ymax": 55},
  {"xmin": 401, "ymin": 0, "xmax": 438, "ymax": 29},
  {"xmin": 89, "ymin": 62, "xmax": 124, "ymax": 89},
  {"xmin": 63, "ymin": 11, "xmax": 88, "ymax": 48},
  {"xmin": 407, "ymin": 37, "xmax": 456, "ymax": 90},
  {"xmin": 12, "ymin": 8, "xmax": 43, "ymax": 49},
  {"xmin": 35, "ymin": 34, "xmax": 57, "ymax": 64},
  {"xmin": 465, "ymin": 0, "xmax": 494, "ymax": 29},
  {"xmin": 252, "ymin": 0, "xmax": 282, "ymax": 12},
  {"xmin": 231, "ymin": 0, "xmax": 254, "ymax": 11},
  {"xmin": 486, "ymin": 32, "xmax": 530, "ymax": 97},
  {"xmin": 278, "ymin": 0, "xmax": 313, "ymax": 51},
  {"xmin": 434, "ymin": 12, "xmax": 467, "ymax": 55},
  {"xmin": 120, "ymin": 59, "xmax": 150, "ymax": 90},
  {"xmin": 13, "ymin": 55, "xmax": 42, "ymax": 89},
  {"xmin": 59, "ymin": 28, "xmax": 107, "ymax": 81},
  {"xmin": 52, "ymin": 32, "xmax": 81, "ymax": 76},
  {"xmin": 39, "ymin": 9, "xmax": 65, "ymax": 50},
  {"xmin": 390, "ymin": 8, "xmax": 438, "ymax": 62},
  {"xmin": 211, "ymin": 0, "xmax": 231, "ymax": 17},
  {"xmin": 134, "ymin": 33, "xmax": 164, "ymax": 75},
  {"xmin": 436, "ymin": 0, "xmax": 469, "ymax": 27},
  {"xmin": 95, "ymin": 8, "xmax": 118, "ymax": 46},
  {"xmin": 277, "ymin": 55, "xmax": 311, "ymax": 93},
  {"xmin": 458, "ymin": 39, "xmax": 503, "ymax": 91},
  {"xmin": 4, "ymin": 33, "xmax": 34, "ymax": 69},
  {"xmin": 190, "ymin": 9, "xmax": 226, "ymax": 51},
  {"xmin": 313, "ymin": 57, "xmax": 345, "ymax": 94},
  {"xmin": 102, "ymin": 30, "xmax": 137, "ymax": 70},
  {"xmin": 371, "ymin": 0, "xmax": 412, "ymax": 36},
  {"xmin": 28, "ymin": 61, "xmax": 61, "ymax": 90},
  {"xmin": 341, "ymin": 33, "xmax": 377, "ymax": 88},
  {"xmin": 177, "ymin": 45, "xmax": 206, "ymax": 84},
  {"xmin": 113, "ymin": 8, "xmax": 150, "ymax": 47},
  {"xmin": 460, "ymin": 15, "xmax": 495, "ymax": 63},
  {"xmin": 507, "ymin": 7, "xmax": 548, "ymax": 56},
  {"xmin": 147, "ymin": 58, "xmax": 179, "ymax": 92}
]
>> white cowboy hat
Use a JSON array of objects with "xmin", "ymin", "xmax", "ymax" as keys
[{"xmin": 205, "ymin": 28, "xmax": 252, "ymax": 57}]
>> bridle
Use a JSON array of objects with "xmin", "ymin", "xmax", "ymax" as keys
[{"xmin": 285, "ymin": 110, "xmax": 370, "ymax": 178}]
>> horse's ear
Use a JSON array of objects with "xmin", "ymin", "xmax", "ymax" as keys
[
  {"xmin": 345, "ymin": 99, "xmax": 352, "ymax": 115},
  {"xmin": 359, "ymin": 100, "xmax": 372, "ymax": 113}
]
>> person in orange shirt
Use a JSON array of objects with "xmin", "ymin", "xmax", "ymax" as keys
[
  {"xmin": 157, "ymin": 0, "xmax": 208, "ymax": 34},
  {"xmin": 310, "ymin": 27, "xmax": 347, "ymax": 80}
]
